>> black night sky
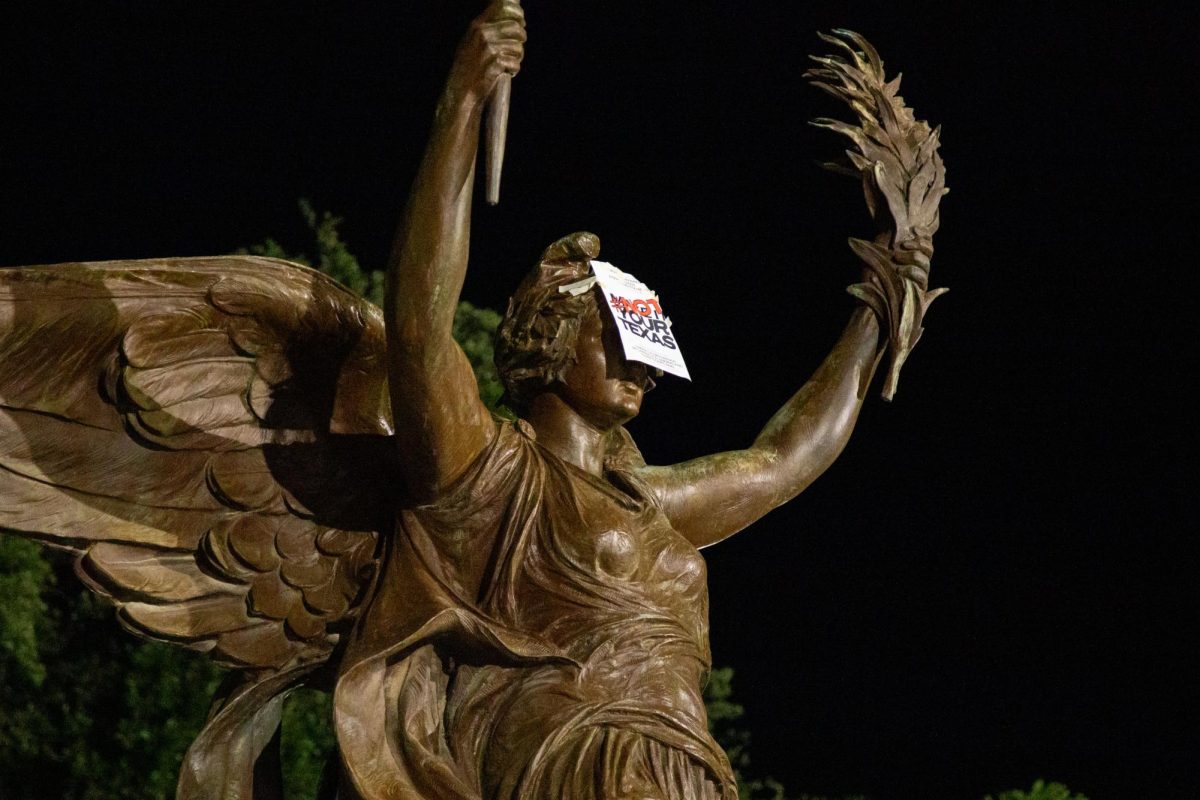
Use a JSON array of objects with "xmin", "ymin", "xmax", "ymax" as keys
[{"xmin": 1, "ymin": 3, "xmax": 1195, "ymax": 798}]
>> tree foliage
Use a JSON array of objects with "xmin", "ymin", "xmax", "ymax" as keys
[
  {"xmin": 243, "ymin": 200, "xmax": 384, "ymax": 308},
  {"xmin": 983, "ymin": 781, "xmax": 1088, "ymax": 800},
  {"xmin": 0, "ymin": 543, "xmax": 220, "ymax": 800},
  {"xmin": 0, "ymin": 536, "xmax": 50, "ymax": 687},
  {"xmin": 705, "ymin": 666, "xmax": 793, "ymax": 800}
]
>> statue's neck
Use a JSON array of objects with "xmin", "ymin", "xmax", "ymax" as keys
[{"xmin": 524, "ymin": 393, "xmax": 609, "ymax": 476}]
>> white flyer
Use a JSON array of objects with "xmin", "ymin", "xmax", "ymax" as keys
[{"xmin": 588, "ymin": 260, "xmax": 690, "ymax": 380}]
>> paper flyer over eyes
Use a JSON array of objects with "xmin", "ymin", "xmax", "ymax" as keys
[{"xmin": 589, "ymin": 260, "xmax": 690, "ymax": 380}]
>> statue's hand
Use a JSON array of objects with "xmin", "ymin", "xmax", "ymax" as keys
[
  {"xmin": 847, "ymin": 236, "xmax": 947, "ymax": 401},
  {"xmin": 446, "ymin": 0, "xmax": 526, "ymax": 111}
]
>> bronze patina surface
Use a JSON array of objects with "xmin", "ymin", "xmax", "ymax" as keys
[{"xmin": 0, "ymin": 4, "xmax": 945, "ymax": 798}]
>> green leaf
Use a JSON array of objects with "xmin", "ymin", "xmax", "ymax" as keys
[{"xmin": 0, "ymin": 536, "xmax": 52, "ymax": 687}]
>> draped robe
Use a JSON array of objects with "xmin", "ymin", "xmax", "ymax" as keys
[{"xmin": 333, "ymin": 419, "xmax": 737, "ymax": 799}]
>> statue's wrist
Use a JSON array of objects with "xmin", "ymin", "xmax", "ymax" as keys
[{"xmin": 434, "ymin": 84, "xmax": 484, "ymax": 133}]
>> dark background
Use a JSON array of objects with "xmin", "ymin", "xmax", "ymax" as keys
[{"xmin": 1, "ymin": 2, "xmax": 1195, "ymax": 798}]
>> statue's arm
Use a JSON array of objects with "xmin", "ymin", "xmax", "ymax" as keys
[
  {"xmin": 387, "ymin": 2, "xmax": 525, "ymax": 501},
  {"xmin": 638, "ymin": 307, "xmax": 882, "ymax": 548}
]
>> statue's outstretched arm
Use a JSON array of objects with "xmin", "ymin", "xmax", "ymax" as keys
[
  {"xmin": 387, "ymin": 1, "xmax": 525, "ymax": 500},
  {"xmin": 639, "ymin": 308, "xmax": 882, "ymax": 549},
  {"xmin": 640, "ymin": 30, "xmax": 948, "ymax": 549}
]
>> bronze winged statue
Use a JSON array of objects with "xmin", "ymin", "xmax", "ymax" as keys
[{"xmin": 0, "ymin": 4, "xmax": 946, "ymax": 799}]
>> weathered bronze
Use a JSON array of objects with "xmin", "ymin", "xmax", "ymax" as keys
[
  {"xmin": 0, "ymin": 6, "xmax": 945, "ymax": 799},
  {"xmin": 805, "ymin": 29, "xmax": 949, "ymax": 400}
]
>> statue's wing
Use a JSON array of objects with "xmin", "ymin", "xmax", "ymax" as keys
[{"xmin": 0, "ymin": 255, "xmax": 393, "ymax": 673}]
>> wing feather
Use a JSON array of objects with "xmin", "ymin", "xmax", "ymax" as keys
[
  {"xmin": 124, "ymin": 360, "xmax": 256, "ymax": 410},
  {"xmin": 248, "ymin": 573, "xmax": 302, "ymax": 619},
  {"xmin": 122, "ymin": 595, "xmax": 262, "ymax": 641},
  {"xmin": 0, "ymin": 466, "xmax": 216, "ymax": 550},
  {"xmin": 79, "ymin": 542, "xmax": 237, "ymax": 602},
  {"xmin": 121, "ymin": 310, "xmax": 236, "ymax": 368},
  {"xmin": 213, "ymin": 624, "xmax": 306, "ymax": 669}
]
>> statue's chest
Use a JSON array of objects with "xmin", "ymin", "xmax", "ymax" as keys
[
  {"xmin": 555, "ymin": 469, "xmax": 707, "ymax": 602},
  {"xmin": 511, "ymin": 462, "xmax": 712, "ymax": 665}
]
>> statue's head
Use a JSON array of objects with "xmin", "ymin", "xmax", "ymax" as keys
[{"xmin": 496, "ymin": 232, "xmax": 653, "ymax": 427}]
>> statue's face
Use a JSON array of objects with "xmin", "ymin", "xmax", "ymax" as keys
[{"xmin": 556, "ymin": 304, "xmax": 648, "ymax": 429}]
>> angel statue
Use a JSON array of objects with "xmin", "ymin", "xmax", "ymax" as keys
[{"xmin": 0, "ymin": 3, "xmax": 946, "ymax": 799}]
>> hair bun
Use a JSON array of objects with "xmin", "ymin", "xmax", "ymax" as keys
[{"xmin": 538, "ymin": 232, "xmax": 600, "ymax": 265}]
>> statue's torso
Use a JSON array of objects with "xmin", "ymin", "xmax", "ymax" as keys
[
  {"xmin": 439, "ymin": 427, "xmax": 725, "ymax": 797},
  {"xmin": 513, "ymin": 453, "xmax": 711, "ymax": 690}
]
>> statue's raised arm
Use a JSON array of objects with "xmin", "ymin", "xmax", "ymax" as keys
[
  {"xmin": 638, "ymin": 305, "xmax": 884, "ymax": 549},
  {"xmin": 386, "ymin": 0, "xmax": 525, "ymax": 501},
  {"xmin": 639, "ymin": 29, "xmax": 948, "ymax": 549}
]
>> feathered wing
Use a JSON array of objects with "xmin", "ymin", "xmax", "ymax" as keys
[
  {"xmin": 0, "ymin": 255, "xmax": 396, "ymax": 797},
  {"xmin": 806, "ymin": 30, "xmax": 950, "ymax": 400}
]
